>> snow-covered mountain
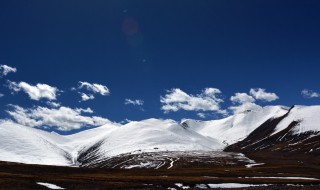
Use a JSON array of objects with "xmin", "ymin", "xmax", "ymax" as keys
[
  {"xmin": 0, "ymin": 118, "xmax": 223, "ymax": 166},
  {"xmin": 226, "ymin": 105, "xmax": 320, "ymax": 155},
  {"xmin": 181, "ymin": 106, "xmax": 289, "ymax": 145},
  {"xmin": 76, "ymin": 118, "xmax": 223, "ymax": 166},
  {"xmin": 0, "ymin": 122, "xmax": 71, "ymax": 166},
  {"xmin": 0, "ymin": 105, "xmax": 319, "ymax": 166}
]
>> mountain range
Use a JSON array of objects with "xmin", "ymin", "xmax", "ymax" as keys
[{"xmin": 0, "ymin": 105, "xmax": 319, "ymax": 167}]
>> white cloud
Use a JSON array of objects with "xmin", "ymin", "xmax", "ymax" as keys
[
  {"xmin": 80, "ymin": 93, "xmax": 95, "ymax": 102},
  {"xmin": 230, "ymin": 93, "xmax": 255, "ymax": 104},
  {"xmin": 46, "ymin": 101, "xmax": 61, "ymax": 108},
  {"xmin": 160, "ymin": 88, "xmax": 226, "ymax": 114},
  {"xmin": 75, "ymin": 81, "xmax": 110, "ymax": 102},
  {"xmin": 78, "ymin": 81, "xmax": 110, "ymax": 96},
  {"xmin": 203, "ymin": 88, "xmax": 222, "ymax": 96},
  {"xmin": 75, "ymin": 107, "xmax": 94, "ymax": 113},
  {"xmin": 229, "ymin": 88, "xmax": 278, "ymax": 114},
  {"xmin": 229, "ymin": 102, "xmax": 262, "ymax": 114},
  {"xmin": 6, "ymin": 105, "xmax": 114, "ymax": 131},
  {"xmin": 124, "ymin": 99, "xmax": 144, "ymax": 106},
  {"xmin": 197, "ymin": 113, "xmax": 206, "ymax": 118},
  {"xmin": 7, "ymin": 81, "xmax": 59, "ymax": 101},
  {"xmin": 301, "ymin": 89, "xmax": 320, "ymax": 98},
  {"xmin": 120, "ymin": 118, "xmax": 133, "ymax": 124},
  {"xmin": 249, "ymin": 88, "xmax": 279, "ymax": 102},
  {"xmin": 229, "ymin": 92, "xmax": 259, "ymax": 114},
  {"xmin": 0, "ymin": 65, "xmax": 17, "ymax": 77},
  {"xmin": 0, "ymin": 93, "xmax": 4, "ymax": 98}
]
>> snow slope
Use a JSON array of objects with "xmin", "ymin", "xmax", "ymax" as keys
[
  {"xmin": 0, "ymin": 121, "xmax": 71, "ymax": 166},
  {"xmin": 182, "ymin": 106, "xmax": 289, "ymax": 144},
  {"xmin": 82, "ymin": 118, "xmax": 223, "ymax": 160},
  {"xmin": 272, "ymin": 105, "xmax": 320, "ymax": 135},
  {"xmin": 62, "ymin": 122, "xmax": 120, "ymax": 163}
]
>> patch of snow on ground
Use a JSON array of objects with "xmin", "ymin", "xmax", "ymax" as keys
[
  {"xmin": 124, "ymin": 162, "xmax": 155, "ymax": 169},
  {"xmin": 36, "ymin": 182, "xmax": 64, "ymax": 189},
  {"xmin": 245, "ymin": 177, "xmax": 319, "ymax": 180},
  {"xmin": 175, "ymin": 183, "xmax": 190, "ymax": 189},
  {"xmin": 195, "ymin": 184, "xmax": 208, "ymax": 188},
  {"xmin": 208, "ymin": 183, "xmax": 268, "ymax": 188},
  {"xmin": 245, "ymin": 163, "xmax": 265, "ymax": 168}
]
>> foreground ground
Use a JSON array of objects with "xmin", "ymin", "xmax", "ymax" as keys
[{"xmin": 0, "ymin": 151, "xmax": 319, "ymax": 190}]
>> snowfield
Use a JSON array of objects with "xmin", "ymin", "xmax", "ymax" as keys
[{"xmin": 0, "ymin": 105, "xmax": 319, "ymax": 166}]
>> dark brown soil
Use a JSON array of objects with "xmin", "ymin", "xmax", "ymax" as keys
[{"xmin": 0, "ymin": 151, "xmax": 320, "ymax": 190}]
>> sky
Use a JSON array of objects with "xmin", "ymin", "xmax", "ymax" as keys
[{"xmin": 0, "ymin": 0, "xmax": 319, "ymax": 134}]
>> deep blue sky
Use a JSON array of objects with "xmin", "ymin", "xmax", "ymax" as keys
[{"xmin": 0, "ymin": 0, "xmax": 320, "ymax": 132}]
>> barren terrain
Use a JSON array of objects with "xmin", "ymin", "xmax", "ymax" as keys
[{"xmin": 0, "ymin": 151, "xmax": 319, "ymax": 190}]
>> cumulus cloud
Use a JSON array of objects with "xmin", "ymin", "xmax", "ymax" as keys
[
  {"xmin": 160, "ymin": 88, "xmax": 226, "ymax": 114},
  {"xmin": 78, "ymin": 81, "xmax": 110, "ymax": 95},
  {"xmin": 229, "ymin": 102, "xmax": 262, "ymax": 114},
  {"xmin": 249, "ymin": 88, "xmax": 279, "ymax": 102},
  {"xmin": 0, "ymin": 93, "xmax": 4, "ymax": 98},
  {"xmin": 46, "ymin": 101, "xmax": 61, "ymax": 108},
  {"xmin": 229, "ymin": 92, "xmax": 259, "ymax": 113},
  {"xmin": 229, "ymin": 88, "xmax": 278, "ymax": 114},
  {"xmin": 6, "ymin": 105, "xmax": 114, "ymax": 131},
  {"xmin": 203, "ymin": 88, "xmax": 222, "ymax": 96},
  {"xmin": 80, "ymin": 93, "xmax": 95, "ymax": 102},
  {"xmin": 75, "ymin": 107, "xmax": 94, "ymax": 113},
  {"xmin": 197, "ymin": 113, "xmax": 206, "ymax": 118},
  {"xmin": 0, "ymin": 65, "xmax": 17, "ymax": 77},
  {"xmin": 75, "ymin": 81, "xmax": 110, "ymax": 102},
  {"xmin": 230, "ymin": 93, "xmax": 255, "ymax": 104},
  {"xmin": 120, "ymin": 118, "xmax": 133, "ymax": 124},
  {"xmin": 124, "ymin": 99, "xmax": 144, "ymax": 106},
  {"xmin": 7, "ymin": 81, "xmax": 59, "ymax": 101},
  {"xmin": 301, "ymin": 89, "xmax": 320, "ymax": 98}
]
